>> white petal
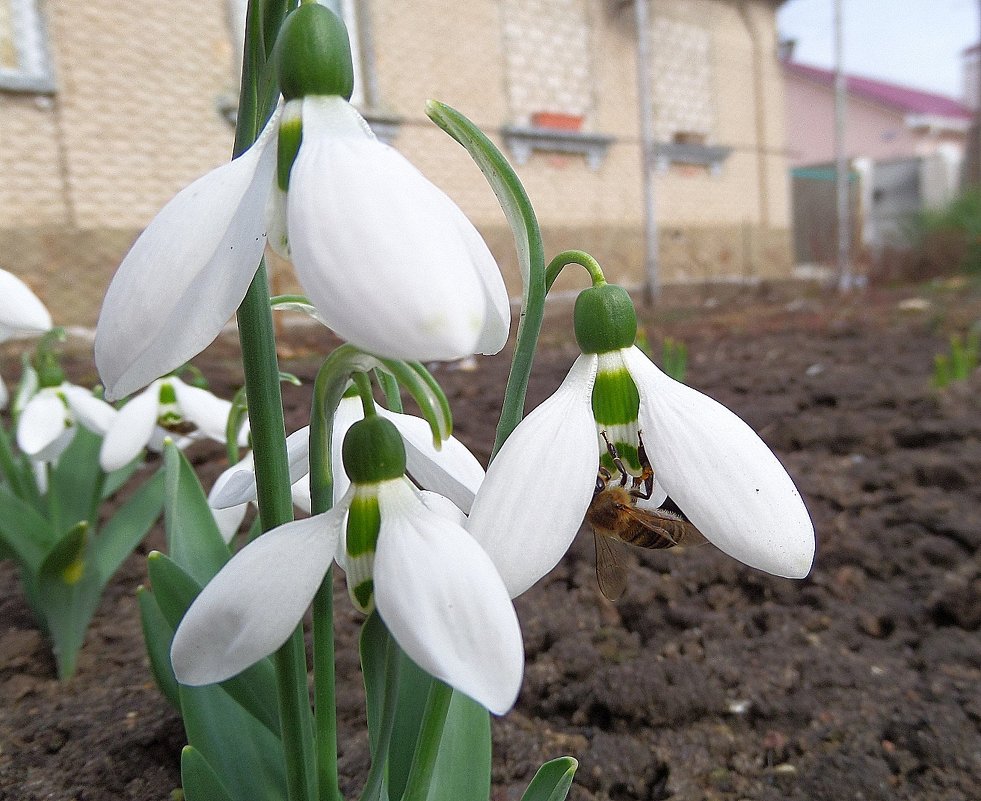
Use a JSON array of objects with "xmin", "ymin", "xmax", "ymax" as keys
[
  {"xmin": 373, "ymin": 481, "xmax": 523, "ymax": 714},
  {"xmin": 209, "ymin": 426, "xmax": 310, "ymax": 509},
  {"xmin": 454, "ymin": 208, "xmax": 510, "ymax": 356},
  {"xmin": 94, "ymin": 114, "xmax": 279, "ymax": 401},
  {"xmin": 330, "ymin": 397, "xmax": 364, "ymax": 503},
  {"xmin": 0, "ymin": 375, "xmax": 7, "ymax": 411},
  {"xmin": 172, "ymin": 378, "xmax": 236, "ymax": 444},
  {"xmin": 99, "ymin": 384, "xmax": 160, "ymax": 471},
  {"xmin": 418, "ymin": 490, "xmax": 467, "ymax": 526},
  {"xmin": 624, "ymin": 347, "xmax": 815, "ymax": 578},
  {"xmin": 467, "ymin": 355, "xmax": 599, "ymax": 597},
  {"xmin": 171, "ymin": 508, "xmax": 345, "ymax": 685},
  {"xmin": 378, "ymin": 407, "xmax": 484, "ymax": 514},
  {"xmin": 17, "ymin": 392, "xmax": 69, "ymax": 458},
  {"xmin": 61, "ymin": 385, "xmax": 117, "ymax": 435},
  {"xmin": 208, "ymin": 463, "xmax": 251, "ymax": 543},
  {"xmin": 287, "ymin": 96, "xmax": 499, "ymax": 362},
  {"xmin": 209, "ymin": 462, "xmax": 259, "ymax": 509},
  {"xmin": 0, "ymin": 269, "xmax": 51, "ymax": 340}
]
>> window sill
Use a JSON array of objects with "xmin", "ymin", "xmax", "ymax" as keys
[
  {"xmin": 653, "ymin": 142, "xmax": 732, "ymax": 176},
  {"xmin": 502, "ymin": 125, "xmax": 615, "ymax": 170}
]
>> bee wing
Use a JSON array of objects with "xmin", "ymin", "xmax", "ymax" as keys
[
  {"xmin": 594, "ymin": 531, "xmax": 629, "ymax": 601},
  {"xmin": 624, "ymin": 506, "xmax": 708, "ymax": 547}
]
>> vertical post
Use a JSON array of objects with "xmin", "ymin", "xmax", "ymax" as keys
[
  {"xmin": 834, "ymin": 0, "xmax": 853, "ymax": 291},
  {"xmin": 634, "ymin": 0, "xmax": 659, "ymax": 300}
]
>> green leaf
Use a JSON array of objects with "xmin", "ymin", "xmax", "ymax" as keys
[
  {"xmin": 39, "ymin": 521, "xmax": 88, "ymax": 583},
  {"xmin": 163, "ymin": 441, "xmax": 231, "ymax": 585},
  {"xmin": 180, "ymin": 683, "xmax": 288, "ymax": 801},
  {"xmin": 36, "ymin": 522, "xmax": 99, "ymax": 681},
  {"xmin": 138, "ymin": 586, "xmax": 181, "ymax": 708},
  {"xmin": 387, "ymin": 654, "xmax": 433, "ymax": 801},
  {"xmin": 519, "ymin": 757, "xmax": 579, "ymax": 801},
  {"xmin": 93, "ymin": 468, "xmax": 164, "ymax": 585},
  {"xmin": 0, "ymin": 484, "xmax": 55, "ymax": 573},
  {"xmin": 360, "ymin": 611, "xmax": 389, "ymax": 754},
  {"xmin": 100, "ymin": 456, "xmax": 142, "ymax": 500},
  {"xmin": 426, "ymin": 692, "xmax": 491, "ymax": 801},
  {"xmin": 180, "ymin": 746, "xmax": 235, "ymax": 801},
  {"xmin": 0, "ymin": 423, "xmax": 32, "ymax": 500},
  {"xmin": 47, "ymin": 427, "xmax": 104, "ymax": 531},
  {"xmin": 146, "ymin": 552, "xmax": 280, "ymax": 734}
]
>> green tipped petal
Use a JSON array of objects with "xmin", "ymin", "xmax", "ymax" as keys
[
  {"xmin": 574, "ymin": 283, "xmax": 637, "ymax": 354},
  {"xmin": 592, "ymin": 351, "xmax": 642, "ymax": 474},
  {"xmin": 274, "ymin": 3, "xmax": 354, "ymax": 101}
]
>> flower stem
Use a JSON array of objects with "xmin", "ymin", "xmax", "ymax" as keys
[
  {"xmin": 401, "ymin": 680, "xmax": 454, "ymax": 801},
  {"xmin": 313, "ymin": 571, "xmax": 340, "ymax": 801},
  {"xmin": 544, "ymin": 249, "xmax": 606, "ymax": 291},
  {"xmin": 232, "ymin": 3, "xmax": 315, "ymax": 801},
  {"xmin": 357, "ymin": 631, "xmax": 401, "ymax": 801}
]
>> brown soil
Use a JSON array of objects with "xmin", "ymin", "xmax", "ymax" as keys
[{"xmin": 2, "ymin": 281, "xmax": 980, "ymax": 801}]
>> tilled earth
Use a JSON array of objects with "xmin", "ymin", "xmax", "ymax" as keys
[{"xmin": 1, "ymin": 282, "xmax": 979, "ymax": 801}]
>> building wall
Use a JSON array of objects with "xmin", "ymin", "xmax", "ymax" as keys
[
  {"xmin": 1, "ymin": 0, "xmax": 792, "ymax": 327},
  {"xmin": 784, "ymin": 72, "xmax": 966, "ymax": 167}
]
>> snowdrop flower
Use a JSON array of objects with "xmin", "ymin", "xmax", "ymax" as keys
[
  {"xmin": 207, "ymin": 427, "xmax": 314, "ymax": 543},
  {"xmin": 210, "ymin": 395, "xmax": 485, "ymax": 522},
  {"xmin": 100, "ymin": 376, "xmax": 247, "ymax": 472},
  {"xmin": 95, "ymin": 4, "xmax": 508, "ymax": 401},
  {"xmin": 17, "ymin": 383, "xmax": 117, "ymax": 464},
  {"xmin": 467, "ymin": 282, "xmax": 815, "ymax": 598},
  {"xmin": 172, "ymin": 415, "xmax": 522, "ymax": 715},
  {"xmin": 0, "ymin": 269, "xmax": 51, "ymax": 343},
  {"xmin": 0, "ymin": 269, "xmax": 52, "ymax": 411}
]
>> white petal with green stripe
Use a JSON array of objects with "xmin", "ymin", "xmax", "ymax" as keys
[
  {"xmin": 344, "ymin": 483, "xmax": 382, "ymax": 613},
  {"xmin": 592, "ymin": 349, "xmax": 642, "ymax": 475}
]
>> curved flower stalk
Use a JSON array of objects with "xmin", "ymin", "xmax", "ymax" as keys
[
  {"xmin": 94, "ymin": 4, "xmax": 509, "ymax": 402},
  {"xmin": 99, "ymin": 376, "xmax": 248, "ymax": 472},
  {"xmin": 467, "ymin": 280, "xmax": 815, "ymax": 598},
  {"xmin": 210, "ymin": 396, "xmax": 485, "ymax": 521},
  {"xmin": 172, "ymin": 416, "xmax": 522, "ymax": 715},
  {"xmin": 17, "ymin": 383, "xmax": 117, "ymax": 464}
]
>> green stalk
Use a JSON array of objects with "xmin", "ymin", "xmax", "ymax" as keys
[
  {"xmin": 401, "ymin": 681, "xmax": 454, "ymax": 801},
  {"xmin": 232, "ymin": 3, "xmax": 314, "ymax": 801},
  {"xmin": 313, "ymin": 574, "xmax": 340, "ymax": 801},
  {"xmin": 357, "ymin": 633, "xmax": 402, "ymax": 801},
  {"xmin": 544, "ymin": 249, "xmax": 606, "ymax": 291}
]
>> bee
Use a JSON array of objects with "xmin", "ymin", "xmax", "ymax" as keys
[{"xmin": 587, "ymin": 431, "xmax": 704, "ymax": 600}]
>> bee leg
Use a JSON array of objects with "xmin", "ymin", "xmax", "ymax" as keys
[
  {"xmin": 630, "ymin": 431, "xmax": 656, "ymax": 500},
  {"xmin": 600, "ymin": 431, "xmax": 629, "ymax": 486},
  {"xmin": 595, "ymin": 466, "xmax": 612, "ymax": 493}
]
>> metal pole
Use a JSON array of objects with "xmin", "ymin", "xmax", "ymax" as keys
[
  {"xmin": 634, "ymin": 0, "xmax": 659, "ymax": 299},
  {"xmin": 834, "ymin": 0, "xmax": 853, "ymax": 291}
]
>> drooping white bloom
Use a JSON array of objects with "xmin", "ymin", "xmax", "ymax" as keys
[
  {"xmin": 210, "ymin": 396, "xmax": 485, "ymax": 520},
  {"xmin": 173, "ymin": 458, "xmax": 522, "ymax": 715},
  {"xmin": 95, "ymin": 95, "xmax": 510, "ymax": 401},
  {"xmin": 99, "ymin": 376, "xmax": 247, "ymax": 472},
  {"xmin": 467, "ymin": 347, "xmax": 815, "ymax": 598},
  {"xmin": 16, "ymin": 383, "xmax": 117, "ymax": 464},
  {"xmin": 207, "ymin": 427, "xmax": 313, "ymax": 543},
  {"xmin": 0, "ymin": 269, "xmax": 52, "ymax": 343}
]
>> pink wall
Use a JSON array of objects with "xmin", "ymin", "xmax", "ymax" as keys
[{"xmin": 784, "ymin": 73, "xmax": 962, "ymax": 167}]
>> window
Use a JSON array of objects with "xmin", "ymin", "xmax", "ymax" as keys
[{"xmin": 0, "ymin": 0, "xmax": 55, "ymax": 93}]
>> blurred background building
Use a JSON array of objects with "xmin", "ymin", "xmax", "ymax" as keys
[{"xmin": 1, "ymin": 0, "xmax": 792, "ymax": 326}]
